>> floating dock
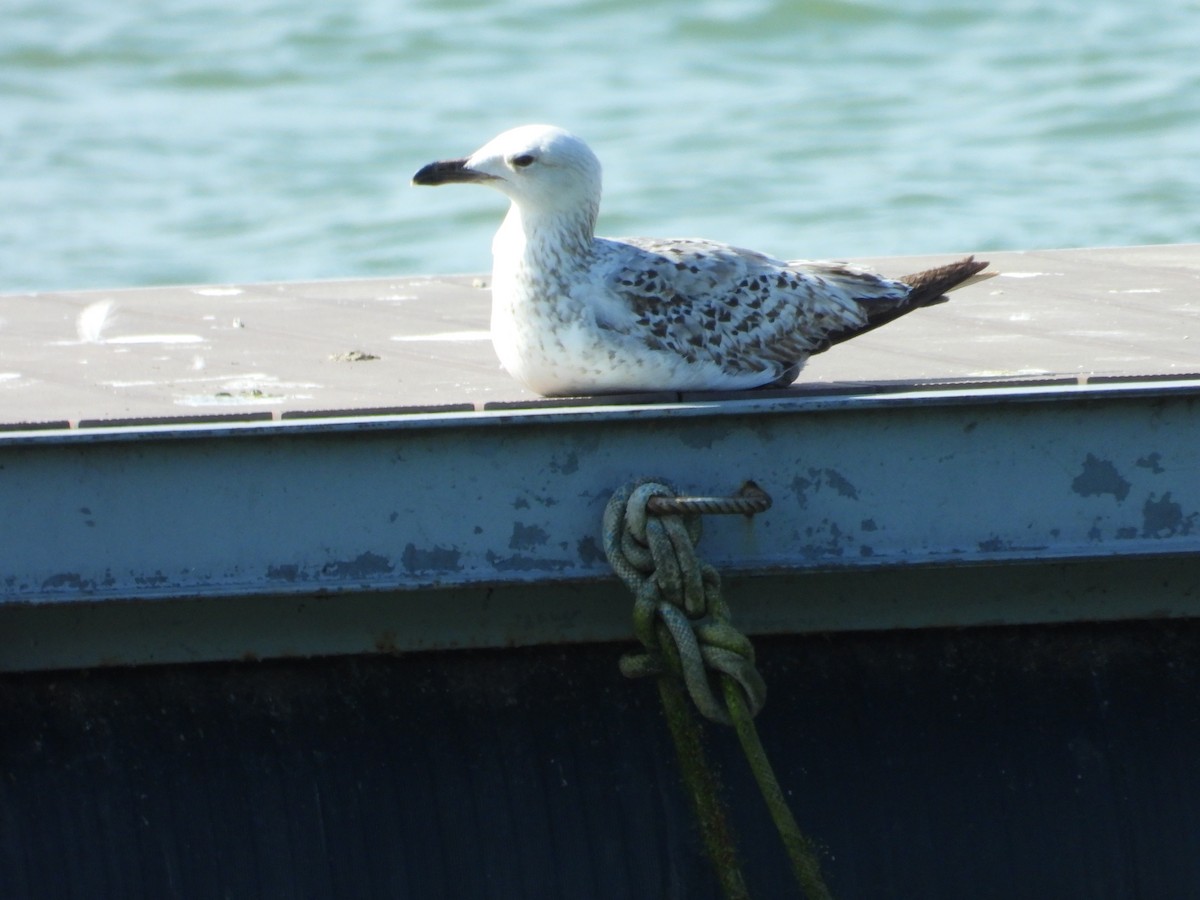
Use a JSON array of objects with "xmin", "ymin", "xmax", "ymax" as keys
[{"xmin": 2, "ymin": 245, "xmax": 1199, "ymax": 897}]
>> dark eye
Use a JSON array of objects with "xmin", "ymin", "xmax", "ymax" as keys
[{"xmin": 511, "ymin": 154, "xmax": 536, "ymax": 168}]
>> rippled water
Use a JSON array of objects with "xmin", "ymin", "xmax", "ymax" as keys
[{"xmin": 2, "ymin": 0, "xmax": 1198, "ymax": 293}]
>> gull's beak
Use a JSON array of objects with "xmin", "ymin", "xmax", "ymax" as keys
[{"xmin": 411, "ymin": 158, "xmax": 493, "ymax": 186}]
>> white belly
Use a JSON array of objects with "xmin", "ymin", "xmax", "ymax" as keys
[{"xmin": 489, "ymin": 281, "xmax": 767, "ymax": 396}]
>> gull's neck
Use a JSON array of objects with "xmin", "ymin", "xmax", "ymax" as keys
[{"xmin": 495, "ymin": 199, "xmax": 598, "ymax": 271}]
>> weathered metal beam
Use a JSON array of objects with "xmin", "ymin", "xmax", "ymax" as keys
[{"xmin": 2, "ymin": 380, "xmax": 1198, "ymax": 610}]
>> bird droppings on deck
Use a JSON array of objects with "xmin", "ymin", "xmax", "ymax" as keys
[
  {"xmin": 76, "ymin": 300, "xmax": 114, "ymax": 342},
  {"xmin": 193, "ymin": 287, "xmax": 244, "ymax": 297}
]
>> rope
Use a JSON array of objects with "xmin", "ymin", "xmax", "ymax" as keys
[
  {"xmin": 603, "ymin": 479, "xmax": 833, "ymax": 900},
  {"xmin": 605, "ymin": 481, "xmax": 766, "ymax": 726},
  {"xmin": 656, "ymin": 641, "xmax": 751, "ymax": 900}
]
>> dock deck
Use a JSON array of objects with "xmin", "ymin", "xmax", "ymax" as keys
[{"xmin": 3, "ymin": 244, "xmax": 1198, "ymax": 428}]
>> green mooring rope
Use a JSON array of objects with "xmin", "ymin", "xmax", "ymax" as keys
[{"xmin": 603, "ymin": 479, "xmax": 833, "ymax": 900}]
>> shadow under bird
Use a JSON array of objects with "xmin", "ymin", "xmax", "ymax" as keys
[{"xmin": 413, "ymin": 124, "xmax": 988, "ymax": 397}]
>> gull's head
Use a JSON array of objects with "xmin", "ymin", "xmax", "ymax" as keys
[{"xmin": 412, "ymin": 124, "xmax": 602, "ymax": 218}]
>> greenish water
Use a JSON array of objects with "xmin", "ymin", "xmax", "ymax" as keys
[{"xmin": 2, "ymin": 0, "xmax": 1198, "ymax": 293}]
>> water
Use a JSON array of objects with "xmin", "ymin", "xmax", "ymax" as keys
[{"xmin": 2, "ymin": 0, "xmax": 1198, "ymax": 294}]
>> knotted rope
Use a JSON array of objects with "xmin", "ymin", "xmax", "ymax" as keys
[
  {"xmin": 603, "ymin": 479, "xmax": 833, "ymax": 900},
  {"xmin": 605, "ymin": 480, "xmax": 766, "ymax": 725}
]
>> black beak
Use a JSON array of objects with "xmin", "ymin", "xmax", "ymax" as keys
[{"xmin": 411, "ymin": 158, "xmax": 493, "ymax": 186}]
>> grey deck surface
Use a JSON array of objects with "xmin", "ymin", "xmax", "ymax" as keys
[{"xmin": 2, "ymin": 244, "xmax": 1198, "ymax": 429}]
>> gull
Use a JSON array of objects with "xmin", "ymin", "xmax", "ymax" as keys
[{"xmin": 413, "ymin": 124, "xmax": 988, "ymax": 396}]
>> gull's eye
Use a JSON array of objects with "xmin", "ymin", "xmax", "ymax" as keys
[{"xmin": 511, "ymin": 154, "xmax": 536, "ymax": 168}]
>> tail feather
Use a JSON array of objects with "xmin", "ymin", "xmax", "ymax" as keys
[
  {"xmin": 819, "ymin": 255, "xmax": 989, "ymax": 351},
  {"xmin": 764, "ymin": 255, "xmax": 991, "ymax": 387},
  {"xmin": 898, "ymin": 255, "xmax": 991, "ymax": 308}
]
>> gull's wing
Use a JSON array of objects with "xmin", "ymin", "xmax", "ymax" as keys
[{"xmin": 587, "ymin": 236, "xmax": 911, "ymax": 379}]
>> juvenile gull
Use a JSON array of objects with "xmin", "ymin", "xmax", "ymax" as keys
[{"xmin": 413, "ymin": 124, "xmax": 988, "ymax": 396}]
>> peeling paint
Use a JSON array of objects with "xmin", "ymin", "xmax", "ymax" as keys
[
  {"xmin": 514, "ymin": 494, "xmax": 557, "ymax": 510},
  {"xmin": 401, "ymin": 544, "xmax": 461, "ymax": 573},
  {"xmin": 485, "ymin": 550, "xmax": 571, "ymax": 572},
  {"xmin": 576, "ymin": 535, "xmax": 603, "ymax": 565},
  {"xmin": 321, "ymin": 551, "xmax": 393, "ymax": 579},
  {"xmin": 978, "ymin": 537, "xmax": 1050, "ymax": 553},
  {"xmin": 824, "ymin": 469, "xmax": 859, "ymax": 500},
  {"xmin": 1072, "ymin": 454, "xmax": 1131, "ymax": 501},
  {"xmin": 267, "ymin": 564, "xmax": 302, "ymax": 582},
  {"xmin": 548, "ymin": 452, "xmax": 579, "ymax": 475},
  {"xmin": 792, "ymin": 467, "xmax": 860, "ymax": 508},
  {"xmin": 800, "ymin": 520, "xmax": 850, "ymax": 559},
  {"xmin": 41, "ymin": 572, "xmax": 89, "ymax": 591},
  {"xmin": 679, "ymin": 426, "xmax": 732, "ymax": 450},
  {"xmin": 1136, "ymin": 453, "xmax": 1165, "ymax": 474},
  {"xmin": 509, "ymin": 522, "xmax": 549, "ymax": 551},
  {"xmin": 791, "ymin": 475, "xmax": 811, "ymax": 507},
  {"xmin": 1142, "ymin": 493, "xmax": 1197, "ymax": 538}
]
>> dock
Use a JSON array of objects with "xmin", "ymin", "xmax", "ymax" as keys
[
  {"xmin": 3, "ymin": 244, "xmax": 1199, "ymax": 897},
  {"xmin": 3, "ymin": 244, "xmax": 1199, "ymax": 426}
]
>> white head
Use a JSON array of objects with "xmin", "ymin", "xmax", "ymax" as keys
[{"xmin": 413, "ymin": 124, "xmax": 602, "ymax": 227}]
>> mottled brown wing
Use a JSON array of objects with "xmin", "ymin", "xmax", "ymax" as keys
[{"xmin": 596, "ymin": 237, "xmax": 863, "ymax": 377}]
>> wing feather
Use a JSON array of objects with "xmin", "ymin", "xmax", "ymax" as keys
[{"xmin": 589, "ymin": 237, "xmax": 910, "ymax": 378}]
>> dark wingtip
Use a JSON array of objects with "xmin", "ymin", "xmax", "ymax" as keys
[{"xmin": 899, "ymin": 255, "xmax": 990, "ymax": 307}]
